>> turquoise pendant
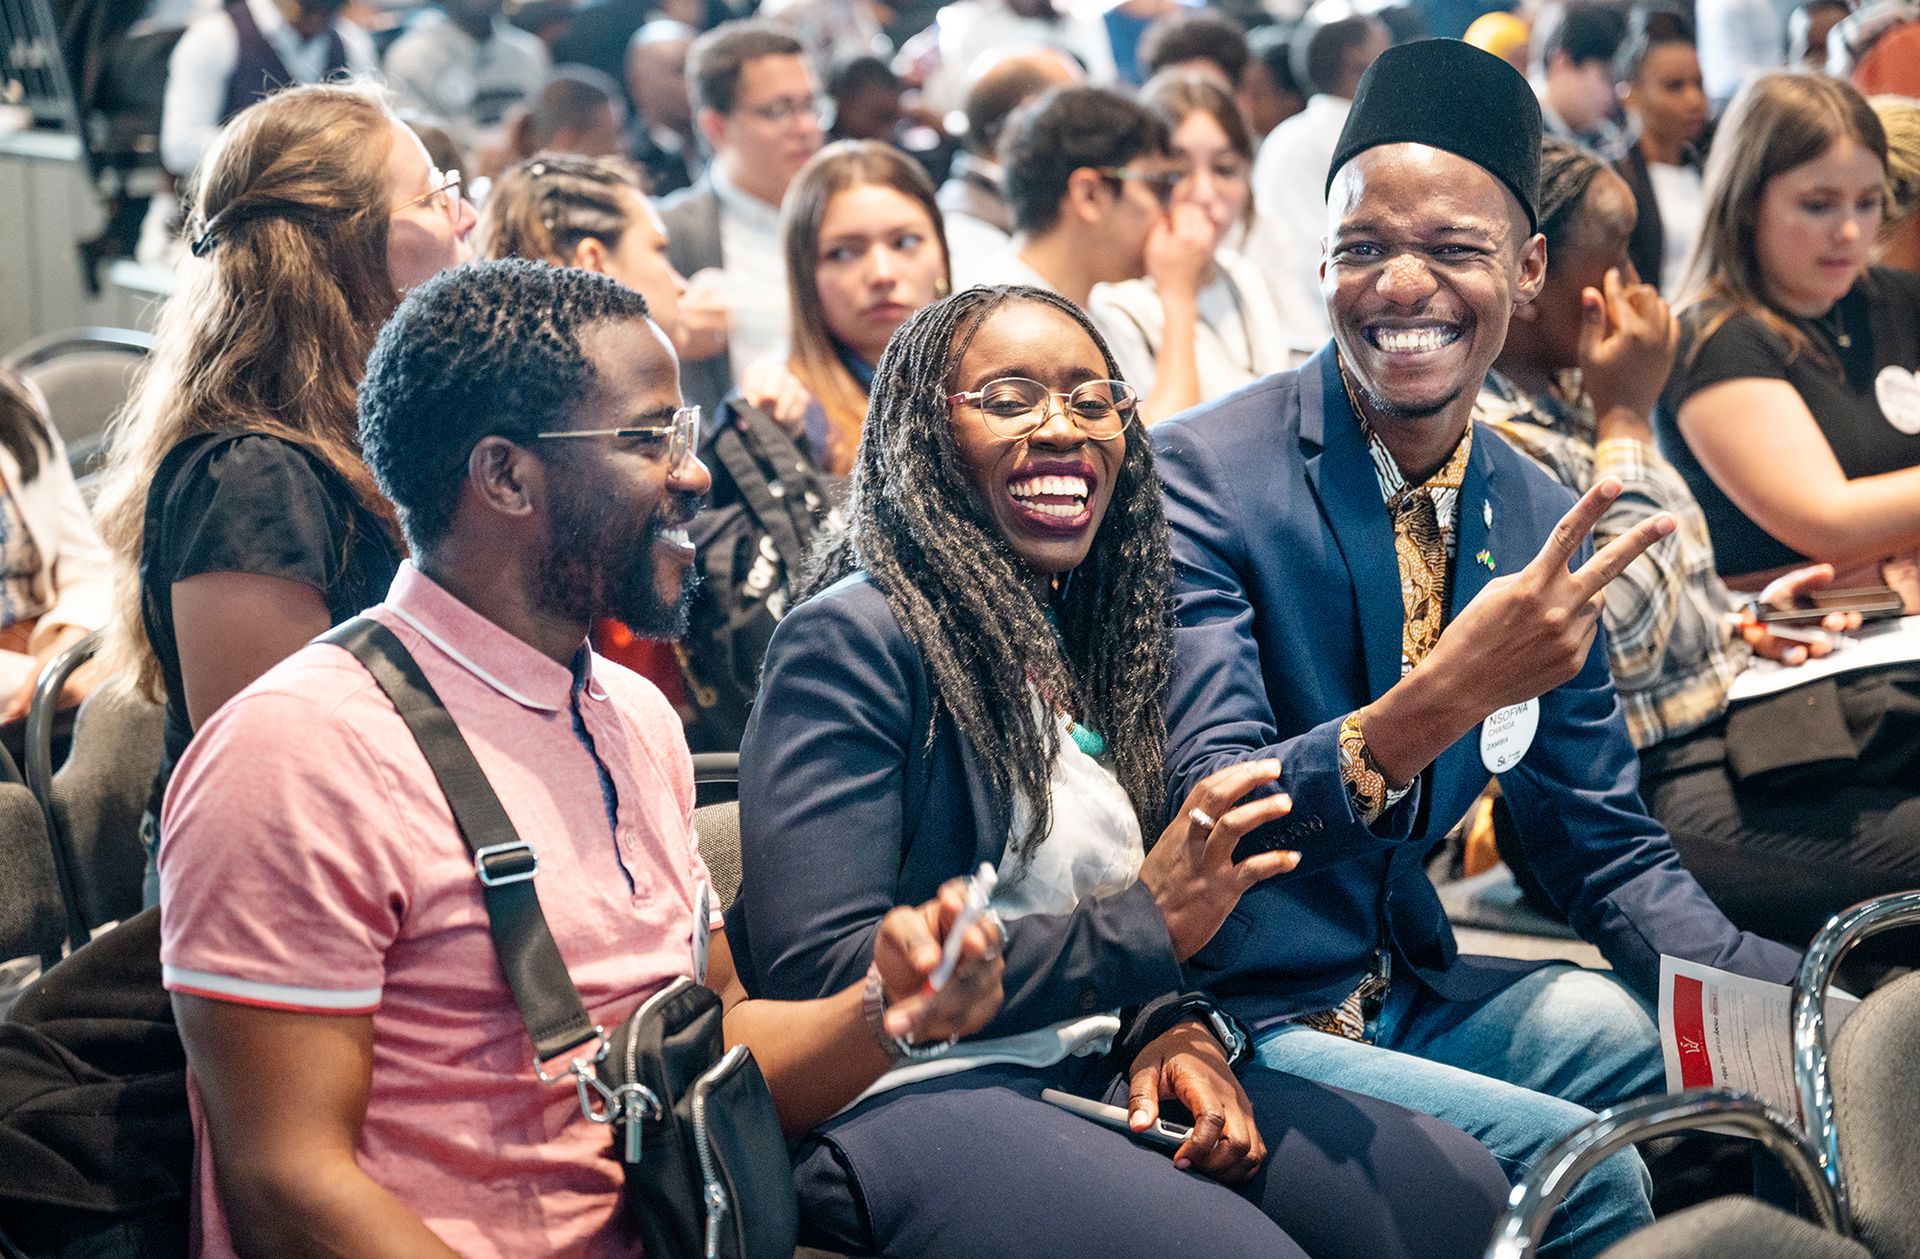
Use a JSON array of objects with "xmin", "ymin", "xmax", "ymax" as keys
[{"xmin": 1067, "ymin": 719, "xmax": 1107, "ymax": 759}]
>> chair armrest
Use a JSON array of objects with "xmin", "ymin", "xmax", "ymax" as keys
[
  {"xmin": 1793, "ymin": 889, "xmax": 1920, "ymax": 1235},
  {"xmin": 25, "ymin": 629, "xmax": 100, "ymax": 951},
  {"xmin": 1485, "ymin": 1089, "xmax": 1843, "ymax": 1259}
]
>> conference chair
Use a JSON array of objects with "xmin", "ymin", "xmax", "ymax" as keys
[
  {"xmin": 25, "ymin": 633, "xmax": 163, "ymax": 953},
  {"xmin": 2, "ymin": 326, "xmax": 153, "ymax": 483}
]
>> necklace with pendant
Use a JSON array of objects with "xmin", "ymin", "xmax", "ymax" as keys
[
  {"xmin": 1040, "ymin": 604, "xmax": 1108, "ymax": 758},
  {"xmin": 1815, "ymin": 303, "xmax": 1854, "ymax": 349}
]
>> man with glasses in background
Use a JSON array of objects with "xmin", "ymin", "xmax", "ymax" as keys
[
  {"xmin": 969, "ymin": 85, "xmax": 1212, "ymax": 317},
  {"xmin": 657, "ymin": 21, "xmax": 826, "ymax": 419}
]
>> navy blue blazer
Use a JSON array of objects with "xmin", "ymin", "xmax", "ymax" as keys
[
  {"xmin": 1151, "ymin": 346, "xmax": 1799, "ymax": 1026},
  {"xmin": 727, "ymin": 572, "xmax": 1185, "ymax": 1038}
]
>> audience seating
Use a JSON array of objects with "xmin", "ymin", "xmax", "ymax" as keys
[
  {"xmin": 0, "ymin": 778, "xmax": 65, "ymax": 978},
  {"xmin": 1486, "ymin": 1088, "xmax": 1847, "ymax": 1258},
  {"xmin": 1488, "ymin": 889, "xmax": 1920, "ymax": 1259},
  {"xmin": 2, "ymin": 326, "xmax": 152, "ymax": 483},
  {"xmin": 25, "ymin": 633, "xmax": 163, "ymax": 953},
  {"xmin": 1795, "ymin": 891, "xmax": 1920, "ymax": 1259}
]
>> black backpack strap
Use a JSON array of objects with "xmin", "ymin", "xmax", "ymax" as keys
[
  {"xmin": 713, "ymin": 403, "xmax": 812, "ymax": 574},
  {"xmin": 319, "ymin": 617, "xmax": 600, "ymax": 1067}
]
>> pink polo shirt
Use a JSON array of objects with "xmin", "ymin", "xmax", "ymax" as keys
[{"xmin": 159, "ymin": 562, "xmax": 718, "ymax": 1258}]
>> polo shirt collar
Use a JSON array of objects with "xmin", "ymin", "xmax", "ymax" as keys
[{"xmin": 382, "ymin": 561, "xmax": 600, "ymax": 712}]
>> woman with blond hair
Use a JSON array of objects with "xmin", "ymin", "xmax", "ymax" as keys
[
  {"xmin": 1655, "ymin": 72, "xmax": 1920, "ymax": 603},
  {"xmin": 93, "ymin": 82, "xmax": 474, "ymax": 894}
]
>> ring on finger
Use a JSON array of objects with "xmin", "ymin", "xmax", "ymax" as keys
[{"xmin": 1188, "ymin": 807, "xmax": 1217, "ymax": 830}]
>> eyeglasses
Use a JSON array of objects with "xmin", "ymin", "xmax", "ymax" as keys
[
  {"xmin": 397, "ymin": 167, "xmax": 463, "ymax": 220},
  {"xmin": 737, "ymin": 94, "xmax": 826, "ymax": 125},
  {"xmin": 946, "ymin": 378, "xmax": 1137, "ymax": 439},
  {"xmin": 533, "ymin": 406, "xmax": 703, "ymax": 472},
  {"xmin": 1094, "ymin": 166, "xmax": 1182, "ymax": 210}
]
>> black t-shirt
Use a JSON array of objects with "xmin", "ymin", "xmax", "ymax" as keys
[
  {"xmin": 1655, "ymin": 266, "xmax": 1920, "ymax": 578},
  {"xmin": 140, "ymin": 430, "xmax": 402, "ymax": 807}
]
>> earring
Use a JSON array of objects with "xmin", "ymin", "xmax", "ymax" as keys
[{"xmin": 935, "ymin": 276, "xmax": 951, "ymax": 298}]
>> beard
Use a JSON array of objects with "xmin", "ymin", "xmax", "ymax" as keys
[
  {"xmin": 1355, "ymin": 378, "xmax": 1462, "ymax": 421},
  {"xmin": 537, "ymin": 480, "xmax": 702, "ymax": 639}
]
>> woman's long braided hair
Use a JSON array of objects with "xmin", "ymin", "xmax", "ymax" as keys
[{"xmin": 806, "ymin": 285, "xmax": 1174, "ymax": 859}]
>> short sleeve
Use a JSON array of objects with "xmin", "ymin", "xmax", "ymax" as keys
[
  {"xmin": 155, "ymin": 435, "xmax": 351, "ymax": 596},
  {"xmin": 159, "ymin": 678, "xmax": 410, "ymax": 1013},
  {"xmin": 1667, "ymin": 312, "xmax": 1792, "ymax": 411}
]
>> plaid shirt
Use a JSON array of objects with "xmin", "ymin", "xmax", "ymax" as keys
[{"xmin": 1475, "ymin": 370, "xmax": 1750, "ymax": 748}]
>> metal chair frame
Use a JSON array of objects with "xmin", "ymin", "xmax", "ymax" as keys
[
  {"xmin": 1793, "ymin": 888, "xmax": 1920, "ymax": 1236},
  {"xmin": 1484, "ymin": 1089, "xmax": 1844, "ymax": 1259},
  {"xmin": 2, "ymin": 324, "xmax": 155, "ymax": 369},
  {"xmin": 24, "ymin": 629, "xmax": 100, "ymax": 951}
]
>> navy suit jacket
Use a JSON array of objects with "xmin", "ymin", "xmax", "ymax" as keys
[
  {"xmin": 727, "ymin": 572, "xmax": 1185, "ymax": 1038},
  {"xmin": 1151, "ymin": 346, "xmax": 1799, "ymax": 1027}
]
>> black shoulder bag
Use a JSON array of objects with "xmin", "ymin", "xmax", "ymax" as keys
[{"xmin": 321, "ymin": 617, "xmax": 798, "ymax": 1259}]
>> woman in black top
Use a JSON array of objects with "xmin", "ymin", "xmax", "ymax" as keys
[
  {"xmin": 93, "ymin": 84, "xmax": 475, "ymax": 891},
  {"xmin": 1656, "ymin": 71, "xmax": 1920, "ymax": 600}
]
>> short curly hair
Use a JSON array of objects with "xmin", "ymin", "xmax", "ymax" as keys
[{"xmin": 358, "ymin": 258, "xmax": 653, "ymax": 551}]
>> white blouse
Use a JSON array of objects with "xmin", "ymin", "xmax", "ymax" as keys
[
  {"xmin": 1089, "ymin": 248, "xmax": 1305, "ymax": 412},
  {"xmin": 846, "ymin": 706, "xmax": 1144, "ymax": 1107}
]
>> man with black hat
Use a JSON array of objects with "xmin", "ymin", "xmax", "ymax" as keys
[{"xmin": 1152, "ymin": 38, "xmax": 1802, "ymax": 1257}]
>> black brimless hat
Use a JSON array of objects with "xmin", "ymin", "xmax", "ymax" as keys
[{"xmin": 1325, "ymin": 38, "xmax": 1543, "ymax": 231}]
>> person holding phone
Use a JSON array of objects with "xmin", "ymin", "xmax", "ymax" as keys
[
  {"xmin": 730, "ymin": 284, "xmax": 1511, "ymax": 1259},
  {"xmin": 1656, "ymin": 72, "xmax": 1920, "ymax": 610},
  {"xmin": 1478, "ymin": 138, "xmax": 1920, "ymax": 947}
]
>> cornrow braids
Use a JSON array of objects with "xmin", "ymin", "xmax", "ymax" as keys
[
  {"xmin": 823, "ymin": 284, "xmax": 1174, "ymax": 860},
  {"xmin": 1537, "ymin": 137, "xmax": 1609, "ymax": 257},
  {"xmin": 471, "ymin": 152, "xmax": 642, "ymax": 266}
]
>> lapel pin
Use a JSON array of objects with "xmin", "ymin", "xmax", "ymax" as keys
[
  {"xmin": 1483, "ymin": 500, "xmax": 1493, "ymax": 528},
  {"xmin": 1476, "ymin": 548, "xmax": 1496, "ymax": 571}
]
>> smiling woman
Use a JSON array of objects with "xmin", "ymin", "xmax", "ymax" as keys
[{"xmin": 732, "ymin": 283, "xmax": 1512, "ymax": 1259}]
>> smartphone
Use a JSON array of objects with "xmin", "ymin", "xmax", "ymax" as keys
[
  {"xmin": 1755, "ymin": 585, "xmax": 1905, "ymax": 624},
  {"xmin": 1039, "ymin": 1089, "xmax": 1193, "ymax": 1152}
]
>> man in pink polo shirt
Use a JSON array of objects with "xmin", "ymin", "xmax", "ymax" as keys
[{"xmin": 158, "ymin": 259, "xmax": 1005, "ymax": 1259}]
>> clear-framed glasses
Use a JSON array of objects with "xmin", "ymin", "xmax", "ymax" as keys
[
  {"xmin": 533, "ymin": 405, "xmax": 703, "ymax": 472},
  {"xmin": 946, "ymin": 378, "xmax": 1137, "ymax": 439},
  {"xmin": 738, "ymin": 94, "xmax": 827, "ymax": 125},
  {"xmin": 398, "ymin": 167, "xmax": 463, "ymax": 219},
  {"xmin": 1094, "ymin": 165, "xmax": 1182, "ymax": 210}
]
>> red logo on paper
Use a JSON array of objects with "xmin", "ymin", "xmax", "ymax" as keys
[{"xmin": 1671, "ymin": 975, "xmax": 1713, "ymax": 1088}]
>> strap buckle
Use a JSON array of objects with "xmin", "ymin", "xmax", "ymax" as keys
[
  {"xmin": 533, "ymin": 1024, "xmax": 609, "ymax": 1085},
  {"xmin": 475, "ymin": 840, "xmax": 539, "ymax": 887}
]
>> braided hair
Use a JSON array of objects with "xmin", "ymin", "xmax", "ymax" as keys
[{"xmin": 809, "ymin": 285, "xmax": 1174, "ymax": 859}]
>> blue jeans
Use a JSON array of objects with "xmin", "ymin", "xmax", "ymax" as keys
[{"xmin": 1255, "ymin": 963, "xmax": 1663, "ymax": 1259}]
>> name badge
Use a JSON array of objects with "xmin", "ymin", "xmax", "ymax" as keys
[
  {"xmin": 1876, "ymin": 366, "xmax": 1920, "ymax": 436},
  {"xmin": 1480, "ymin": 700, "xmax": 1539, "ymax": 774},
  {"xmin": 692, "ymin": 879, "xmax": 711, "ymax": 984}
]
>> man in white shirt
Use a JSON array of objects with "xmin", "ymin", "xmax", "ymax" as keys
[
  {"xmin": 159, "ymin": 0, "xmax": 376, "ymax": 178},
  {"xmin": 382, "ymin": 0, "xmax": 550, "ymax": 151},
  {"xmin": 917, "ymin": 0, "xmax": 1118, "ymax": 113},
  {"xmin": 657, "ymin": 21, "xmax": 825, "ymax": 417},
  {"xmin": 1246, "ymin": 11, "xmax": 1390, "ymax": 348}
]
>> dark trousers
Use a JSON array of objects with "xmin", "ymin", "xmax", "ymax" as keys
[
  {"xmin": 791, "ymin": 1055, "xmax": 1511, "ymax": 1259},
  {"xmin": 1639, "ymin": 667, "xmax": 1920, "ymax": 954}
]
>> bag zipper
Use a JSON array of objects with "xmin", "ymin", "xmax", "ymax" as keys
[
  {"xmin": 692, "ymin": 1044, "xmax": 749, "ymax": 1259},
  {"xmin": 617, "ymin": 976, "xmax": 695, "ymax": 1161}
]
